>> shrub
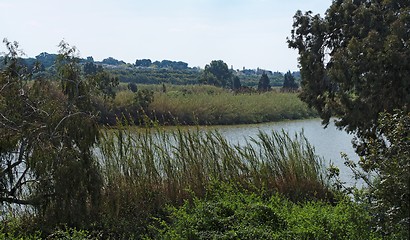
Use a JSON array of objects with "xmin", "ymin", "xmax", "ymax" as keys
[{"xmin": 154, "ymin": 183, "xmax": 380, "ymax": 239}]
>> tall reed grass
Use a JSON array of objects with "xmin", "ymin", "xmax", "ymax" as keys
[
  {"xmin": 112, "ymin": 85, "xmax": 317, "ymax": 125},
  {"xmin": 96, "ymin": 125, "xmax": 332, "ymax": 234},
  {"xmin": 150, "ymin": 91, "xmax": 316, "ymax": 125}
]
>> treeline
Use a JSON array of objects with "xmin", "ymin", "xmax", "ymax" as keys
[
  {"xmin": 0, "ymin": 54, "xmax": 300, "ymax": 88},
  {"xmin": 109, "ymin": 67, "xmax": 201, "ymax": 85},
  {"xmin": 135, "ymin": 58, "xmax": 188, "ymax": 69}
]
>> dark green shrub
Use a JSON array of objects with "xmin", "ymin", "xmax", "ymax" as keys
[{"xmin": 154, "ymin": 183, "xmax": 381, "ymax": 240}]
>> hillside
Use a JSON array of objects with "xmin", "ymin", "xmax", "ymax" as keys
[{"xmin": 0, "ymin": 54, "xmax": 300, "ymax": 87}]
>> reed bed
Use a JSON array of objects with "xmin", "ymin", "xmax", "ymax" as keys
[
  {"xmin": 149, "ymin": 91, "xmax": 316, "ymax": 125},
  {"xmin": 112, "ymin": 85, "xmax": 317, "ymax": 125},
  {"xmin": 96, "ymin": 125, "xmax": 332, "ymax": 233}
]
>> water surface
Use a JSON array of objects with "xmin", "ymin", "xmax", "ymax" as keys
[{"xmin": 200, "ymin": 118, "xmax": 360, "ymax": 186}]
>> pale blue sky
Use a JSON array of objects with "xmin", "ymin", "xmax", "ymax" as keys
[{"xmin": 0, "ymin": 0, "xmax": 331, "ymax": 71}]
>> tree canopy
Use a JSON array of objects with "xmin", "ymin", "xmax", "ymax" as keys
[
  {"xmin": 232, "ymin": 76, "xmax": 241, "ymax": 90},
  {"xmin": 288, "ymin": 0, "xmax": 409, "ymax": 138},
  {"xmin": 200, "ymin": 60, "xmax": 233, "ymax": 87},
  {"xmin": 288, "ymin": 0, "xmax": 409, "ymax": 235},
  {"xmin": 0, "ymin": 40, "xmax": 103, "ymax": 226},
  {"xmin": 102, "ymin": 57, "xmax": 126, "ymax": 65},
  {"xmin": 282, "ymin": 71, "xmax": 298, "ymax": 90},
  {"xmin": 257, "ymin": 72, "xmax": 271, "ymax": 92}
]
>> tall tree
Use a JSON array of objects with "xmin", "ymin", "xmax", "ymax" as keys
[
  {"xmin": 257, "ymin": 72, "xmax": 271, "ymax": 92},
  {"xmin": 0, "ymin": 39, "xmax": 102, "ymax": 227},
  {"xmin": 287, "ymin": 0, "xmax": 409, "ymax": 137},
  {"xmin": 288, "ymin": 0, "xmax": 410, "ymax": 235},
  {"xmin": 200, "ymin": 60, "xmax": 233, "ymax": 87},
  {"xmin": 232, "ymin": 76, "xmax": 241, "ymax": 90}
]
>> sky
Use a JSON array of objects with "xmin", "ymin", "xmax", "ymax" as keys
[{"xmin": 0, "ymin": 0, "xmax": 331, "ymax": 72}]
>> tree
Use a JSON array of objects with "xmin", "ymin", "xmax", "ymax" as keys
[
  {"xmin": 128, "ymin": 82, "xmax": 138, "ymax": 93},
  {"xmin": 257, "ymin": 72, "xmax": 271, "ymax": 92},
  {"xmin": 0, "ymin": 39, "xmax": 102, "ymax": 227},
  {"xmin": 287, "ymin": 1, "xmax": 409, "ymax": 138},
  {"xmin": 200, "ymin": 60, "xmax": 233, "ymax": 87},
  {"xmin": 83, "ymin": 62, "xmax": 119, "ymax": 99},
  {"xmin": 135, "ymin": 89, "xmax": 154, "ymax": 113},
  {"xmin": 282, "ymin": 71, "xmax": 298, "ymax": 90},
  {"xmin": 232, "ymin": 76, "xmax": 241, "ymax": 90},
  {"xmin": 35, "ymin": 52, "xmax": 57, "ymax": 69},
  {"xmin": 362, "ymin": 110, "xmax": 409, "ymax": 236},
  {"xmin": 83, "ymin": 61, "xmax": 99, "ymax": 75},
  {"xmin": 102, "ymin": 57, "xmax": 125, "ymax": 65},
  {"xmin": 135, "ymin": 59, "xmax": 152, "ymax": 67},
  {"xmin": 287, "ymin": 0, "xmax": 410, "ymax": 235}
]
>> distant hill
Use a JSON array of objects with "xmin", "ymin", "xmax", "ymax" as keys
[{"xmin": 0, "ymin": 54, "xmax": 300, "ymax": 87}]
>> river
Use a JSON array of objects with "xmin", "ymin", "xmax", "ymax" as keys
[{"xmin": 200, "ymin": 118, "xmax": 361, "ymax": 186}]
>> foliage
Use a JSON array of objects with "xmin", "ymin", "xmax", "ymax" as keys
[
  {"xmin": 148, "ymin": 87, "xmax": 316, "ymax": 125},
  {"xmin": 1, "ymin": 54, "xmax": 300, "ymax": 88},
  {"xmin": 287, "ymin": 0, "xmax": 409, "ymax": 138},
  {"xmin": 102, "ymin": 57, "xmax": 125, "ymax": 66},
  {"xmin": 110, "ymin": 67, "xmax": 200, "ymax": 85},
  {"xmin": 34, "ymin": 52, "xmax": 57, "ymax": 69},
  {"xmin": 151, "ymin": 59, "xmax": 189, "ymax": 70},
  {"xmin": 96, "ymin": 126, "xmax": 333, "ymax": 237},
  {"xmin": 200, "ymin": 60, "xmax": 233, "ymax": 87},
  {"xmin": 238, "ymin": 70, "xmax": 287, "ymax": 87},
  {"xmin": 282, "ymin": 70, "xmax": 298, "ymax": 90},
  {"xmin": 90, "ymin": 71, "xmax": 119, "ymax": 99},
  {"xmin": 257, "ymin": 72, "xmax": 271, "ymax": 92},
  {"xmin": 98, "ymin": 84, "xmax": 316, "ymax": 126},
  {"xmin": 154, "ymin": 183, "xmax": 379, "ymax": 240},
  {"xmin": 288, "ymin": 1, "xmax": 410, "ymax": 237},
  {"xmin": 83, "ymin": 61, "xmax": 101, "ymax": 75},
  {"xmin": 127, "ymin": 82, "xmax": 138, "ymax": 92},
  {"xmin": 232, "ymin": 76, "xmax": 241, "ymax": 90},
  {"xmin": 358, "ymin": 110, "xmax": 409, "ymax": 237},
  {"xmin": 0, "ymin": 216, "xmax": 91, "ymax": 240},
  {"xmin": 135, "ymin": 89, "xmax": 154, "ymax": 113},
  {"xmin": 135, "ymin": 59, "xmax": 152, "ymax": 67},
  {"xmin": 0, "ymin": 39, "xmax": 102, "ymax": 229},
  {"xmin": 95, "ymin": 88, "xmax": 154, "ymax": 125}
]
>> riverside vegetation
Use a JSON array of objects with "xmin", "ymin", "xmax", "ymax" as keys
[
  {"xmin": 1, "ymin": 123, "xmax": 381, "ymax": 239},
  {"xmin": 107, "ymin": 84, "xmax": 316, "ymax": 126},
  {"xmin": 1, "ymin": 0, "xmax": 409, "ymax": 238},
  {"xmin": 0, "ymin": 40, "xmax": 405, "ymax": 240}
]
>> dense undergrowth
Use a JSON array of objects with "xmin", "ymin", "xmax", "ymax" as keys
[
  {"xmin": 3, "ymin": 125, "xmax": 401, "ymax": 239},
  {"xmin": 1, "ymin": 127, "xmax": 378, "ymax": 239},
  {"xmin": 154, "ymin": 184, "xmax": 379, "ymax": 240}
]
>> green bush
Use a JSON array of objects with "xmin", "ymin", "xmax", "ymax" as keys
[
  {"xmin": 154, "ymin": 183, "xmax": 381, "ymax": 240},
  {"xmin": 0, "ymin": 215, "xmax": 91, "ymax": 239}
]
